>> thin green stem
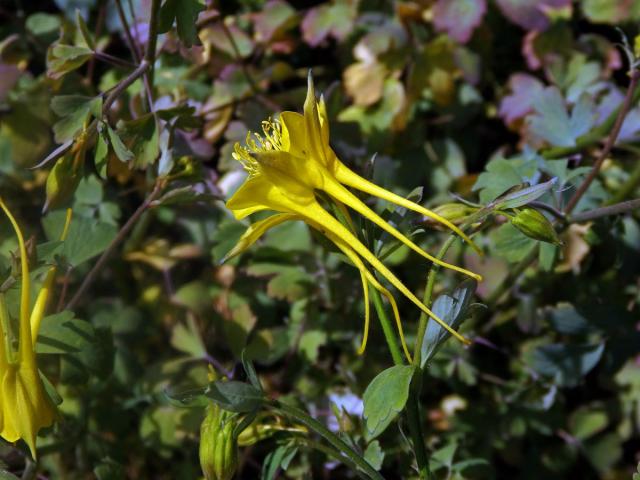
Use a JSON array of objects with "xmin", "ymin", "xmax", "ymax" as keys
[
  {"xmin": 269, "ymin": 400, "xmax": 384, "ymax": 480},
  {"xmin": 21, "ymin": 457, "xmax": 37, "ymax": 480},
  {"xmin": 295, "ymin": 438, "xmax": 370, "ymax": 480},
  {"xmin": 370, "ymin": 287, "xmax": 404, "ymax": 366},
  {"xmin": 405, "ymin": 394, "xmax": 431, "ymax": 479},
  {"xmin": 370, "ymin": 288, "xmax": 430, "ymax": 479},
  {"xmin": 412, "ymin": 234, "xmax": 457, "ymax": 366}
]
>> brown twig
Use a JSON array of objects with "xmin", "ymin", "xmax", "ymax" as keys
[
  {"xmin": 115, "ymin": 0, "xmax": 143, "ymax": 62},
  {"xmin": 85, "ymin": 0, "xmax": 106, "ymax": 82},
  {"xmin": 569, "ymin": 198, "xmax": 640, "ymax": 223},
  {"xmin": 115, "ymin": 0, "xmax": 156, "ymax": 109},
  {"xmin": 564, "ymin": 70, "xmax": 640, "ymax": 214},
  {"xmin": 103, "ymin": 60, "xmax": 150, "ymax": 112},
  {"xmin": 144, "ymin": 0, "xmax": 161, "ymax": 92},
  {"xmin": 65, "ymin": 181, "xmax": 163, "ymax": 311},
  {"xmin": 56, "ymin": 266, "xmax": 73, "ymax": 313}
]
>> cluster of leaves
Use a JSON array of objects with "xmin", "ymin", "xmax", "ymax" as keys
[{"xmin": 1, "ymin": 0, "xmax": 640, "ymax": 479}]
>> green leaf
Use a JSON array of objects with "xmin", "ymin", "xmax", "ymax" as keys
[
  {"xmin": 158, "ymin": 0, "xmax": 205, "ymax": 48},
  {"xmin": 364, "ymin": 440, "xmax": 385, "ymax": 471},
  {"xmin": 93, "ymin": 459, "xmax": 125, "ymax": 480},
  {"xmin": 241, "ymin": 350, "xmax": 263, "ymax": 392},
  {"xmin": 298, "ymin": 330, "xmax": 327, "ymax": 363},
  {"xmin": 163, "ymin": 385, "xmax": 209, "ymax": 408},
  {"xmin": 42, "ymin": 210, "xmax": 118, "ymax": 267},
  {"xmin": 547, "ymin": 303, "xmax": 593, "ymax": 335},
  {"xmin": 107, "ymin": 125, "xmax": 134, "ymax": 163},
  {"xmin": 75, "ymin": 9, "xmax": 95, "ymax": 50},
  {"xmin": 261, "ymin": 443, "xmax": 298, "ymax": 480},
  {"xmin": 206, "ymin": 381, "xmax": 265, "ymax": 413},
  {"xmin": 94, "ymin": 127, "xmax": 108, "ymax": 178},
  {"xmin": 36, "ymin": 311, "xmax": 95, "ymax": 354},
  {"xmin": 527, "ymin": 89, "xmax": 597, "ymax": 147},
  {"xmin": 473, "ymin": 154, "xmax": 538, "ymax": 204},
  {"xmin": 531, "ymin": 342, "xmax": 605, "ymax": 387},
  {"xmin": 570, "ymin": 405, "xmax": 608, "ymax": 440},
  {"xmin": 493, "ymin": 178, "xmax": 557, "ymax": 210},
  {"xmin": 421, "ymin": 279, "xmax": 477, "ymax": 367},
  {"xmin": 117, "ymin": 113, "xmax": 159, "ymax": 169},
  {"xmin": 26, "ymin": 13, "xmax": 61, "ymax": 42},
  {"xmin": 51, "ymin": 95, "xmax": 102, "ymax": 143},
  {"xmin": 170, "ymin": 316, "xmax": 207, "ymax": 359},
  {"xmin": 247, "ymin": 263, "xmax": 313, "ymax": 302},
  {"xmin": 363, "ymin": 364, "xmax": 415, "ymax": 439},
  {"xmin": 491, "ymin": 223, "xmax": 536, "ymax": 263},
  {"xmin": 48, "ymin": 44, "xmax": 93, "ymax": 79}
]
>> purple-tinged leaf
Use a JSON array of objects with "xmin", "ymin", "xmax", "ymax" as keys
[
  {"xmin": 499, "ymin": 73, "xmax": 545, "ymax": 126},
  {"xmin": 251, "ymin": 0, "xmax": 296, "ymax": 43},
  {"xmin": 433, "ymin": 0, "xmax": 487, "ymax": 44},
  {"xmin": 495, "ymin": 0, "xmax": 571, "ymax": 31},
  {"xmin": 0, "ymin": 63, "xmax": 21, "ymax": 101},
  {"xmin": 596, "ymin": 86, "xmax": 640, "ymax": 143},
  {"xmin": 301, "ymin": 0, "xmax": 356, "ymax": 47}
]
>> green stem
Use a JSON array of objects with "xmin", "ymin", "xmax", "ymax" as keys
[
  {"xmin": 21, "ymin": 457, "xmax": 37, "ymax": 480},
  {"xmin": 370, "ymin": 288, "xmax": 430, "ymax": 479},
  {"xmin": 412, "ymin": 234, "xmax": 458, "ymax": 367},
  {"xmin": 370, "ymin": 287, "xmax": 404, "ymax": 366},
  {"xmin": 405, "ymin": 395, "xmax": 431, "ymax": 479},
  {"xmin": 269, "ymin": 400, "xmax": 384, "ymax": 480},
  {"xmin": 296, "ymin": 438, "xmax": 370, "ymax": 480}
]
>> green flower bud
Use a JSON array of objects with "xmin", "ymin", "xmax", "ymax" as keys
[
  {"xmin": 428, "ymin": 203, "xmax": 477, "ymax": 227},
  {"xmin": 45, "ymin": 152, "xmax": 82, "ymax": 212},
  {"xmin": 199, "ymin": 404, "xmax": 239, "ymax": 480},
  {"xmin": 511, "ymin": 208, "xmax": 562, "ymax": 245}
]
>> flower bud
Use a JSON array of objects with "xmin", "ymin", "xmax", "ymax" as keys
[
  {"xmin": 45, "ymin": 153, "xmax": 82, "ymax": 212},
  {"xmin": 426, "ymin": 203, "xmax": 476, "ymax": 228},
  {"xmin": 199, "ymin": 404, "xmax": 238, "ymax": 480},
  {"xmin": 511, "ymin": 208, "xmax": 562, "ymax": 245}
]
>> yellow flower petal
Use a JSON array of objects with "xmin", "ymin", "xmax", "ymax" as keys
[
  {"xmin": 333, "ymin": 163, "xmax": 483, "ymax": 256},
  {"xmin": 0, "ymin": 199, "xmax": 62, "ymax": 458},
  {"xmin": 322, "ymin": 175, "xmax": 482, "ymax": 281},
  {"xmin": 0, "ymin": 198, "xmax": 32, "ymax": 358},
  {"xmin": 222, "ymin": 213, "xmax": 300, "ymax": 263},
  {"xmin": 330, "ymin": 233, "xmax": 413, "ymax": 362},
  {"xmin": 303, "ymin": 73, "xmax": 329, "ymax": 166},
  {"xmin": 302, "ymin": 202, "xmax": 470, "ymax": 346}
]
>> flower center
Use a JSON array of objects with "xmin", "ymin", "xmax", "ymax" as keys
[{"xmin": 232, "ymin": 119, "xmax": 284, "ymax": 177}]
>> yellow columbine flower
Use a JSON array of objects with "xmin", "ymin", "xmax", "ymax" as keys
[
  {"xmin": 0, "ymin": 199, "xmax": 71, "ymax": 458},
  {"xmin": 223, "ymin": 75, "xmax": 481, "ymax": 361}
]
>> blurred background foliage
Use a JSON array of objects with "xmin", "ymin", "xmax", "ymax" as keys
[{"xmin": 0, "ymin": 0, "xmax": 640, "ymax": 478}]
